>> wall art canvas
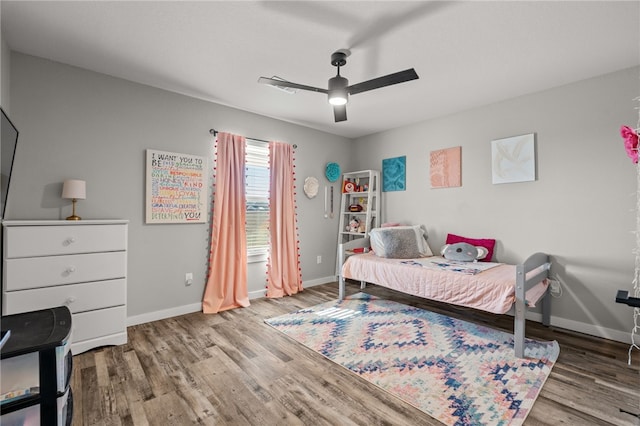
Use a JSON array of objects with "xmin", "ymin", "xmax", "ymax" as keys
[
  {"xmin": 382, "ymin": 156, "xmax": 406, "ymax": 192},
  {"xmin": 146, "ymin": 149, "xmax": 208, "ymax": 223},
  {"xmin": 491, "ymin": 133, "xmax": 536, "ymax": 184},
  {"xmin": 430, "ymin": 146, "xmax": 461, "ymax": 188}
]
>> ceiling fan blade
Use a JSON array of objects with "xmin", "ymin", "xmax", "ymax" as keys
[
  {"xmin": 333, "ymin": 104, "xmax": 347, "ymax": 122},
  {"xmin": 347, "ymin": 68, "xmax": 419, "ymax": 96},
  {"xmin": 258, "ymin": 77, "xmax": 328, "ymax": 94}
]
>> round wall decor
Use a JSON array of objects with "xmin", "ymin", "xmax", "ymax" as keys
[
  {"xmin": 303, "ymin": 176, "xmax": 319, "ymax": 198},
  {"xmin": 325, "ymin": 162, "xmax": 341, "ymax": 182}
]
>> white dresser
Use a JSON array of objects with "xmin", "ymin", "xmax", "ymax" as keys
[{"xmin": 2, "ymin": 220, "xmax": 128, "ymax": 354}]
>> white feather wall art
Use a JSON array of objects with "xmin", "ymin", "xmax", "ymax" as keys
[{"xmin": 491, "ymin": 133, "xmax": 536, "ymax": 184}]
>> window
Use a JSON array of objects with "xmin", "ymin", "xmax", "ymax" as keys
[{"xmin": 245, "ymin": 140, "xmax": 270, "ymax": 260}]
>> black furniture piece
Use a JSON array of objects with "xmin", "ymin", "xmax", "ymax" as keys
[
  {"xmin": 616, "ymin": 290, "xmax": 640, "ymax": 308},
  {"xmin": 1, "ymin": 306, "xmax": 73, "ymax": 425}
]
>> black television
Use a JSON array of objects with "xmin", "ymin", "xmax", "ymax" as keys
[{"xmin": 1, "ymin": 107, "xmax": 19, "ymax": 220}]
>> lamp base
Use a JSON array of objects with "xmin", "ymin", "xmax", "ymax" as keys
[{"xmin": 66, "ymin": 198, "xmax": 82, "ymax": 221}]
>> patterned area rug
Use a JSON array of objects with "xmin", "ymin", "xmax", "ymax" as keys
[{"xmin": 265, "ymin": 293, "xmax": 559, "ymax": 426}]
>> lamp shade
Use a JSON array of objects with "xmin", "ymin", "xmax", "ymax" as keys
[{"xmin": 62, "ymin": 179, "xmax": 86, "ymax": 200}]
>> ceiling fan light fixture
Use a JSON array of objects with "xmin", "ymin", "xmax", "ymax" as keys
[
  {"xmin": 328, "ymin": 75, "xmax": 348, "ymax": 105},
  {"xmin": 328, "ymin": 90, "xmax": 348, "ymax": 105}
]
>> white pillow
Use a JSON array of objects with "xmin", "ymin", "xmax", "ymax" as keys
[{"xmin": 369, "ymin": 225, "xmax": 433, "ymax": 259}]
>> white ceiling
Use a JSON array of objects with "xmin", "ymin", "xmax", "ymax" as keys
[{"xmin": 2, "ymin": 1, "xmax": 639, "ymax": 139}]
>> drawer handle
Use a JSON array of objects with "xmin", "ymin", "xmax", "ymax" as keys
[
  {"xmin": 66, "ymin": 266, "xmax": 77, "ymax": 273},
  {"xmin": 63, "ymin": 237, "xmax": 77, "ymax": 246},
  {"xmin": 65, "ymin": 297, "xmax": 76, "ymax": 305}
]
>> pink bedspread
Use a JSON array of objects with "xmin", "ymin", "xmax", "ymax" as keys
[{"xmin": 341, "ymin": 254, "xmax": 548, "ymax": 314}]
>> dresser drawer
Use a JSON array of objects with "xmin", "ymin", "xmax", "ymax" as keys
[
  {"xmin": 3, "ymin": 279, "xmax": 126, "ymax": 315},
  {"xmin": 4, "ymin": 252, "xmax": 127, "ymax": 291},
  {"xmin": 4, "ymin": 224, "xmax": 127, "ymax": 258},
  {"xmin": 72, "ymin": 305, "xmax": 127, "ymax": 343}
]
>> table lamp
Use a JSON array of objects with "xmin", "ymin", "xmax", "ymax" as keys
[{"xmin": 62, "ymin": 179, "xmax": 86, "ymax": 220}]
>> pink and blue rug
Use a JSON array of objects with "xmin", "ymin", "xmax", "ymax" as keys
[{"xmin": 265, "ymin": 293, "xmax": 559, "ymax": 426}]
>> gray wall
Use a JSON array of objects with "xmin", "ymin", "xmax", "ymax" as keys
[
  {"xmin": 8, "ymin": 53, "xmax": 352, "ymax": 322},
  {"xmin": 0, "ymin": 5, "xmax": 7, "ymax": 110},
  {"xmin": 7, "ymin": 50, "xmax": 640, "ymax": 343},
  {"xmin": 351, "ymin": 66, "xmax": 640, "ymax": 342},
  {"xmin": 1, "ymin": 16, "xmax": 10, "ymax": 110}
]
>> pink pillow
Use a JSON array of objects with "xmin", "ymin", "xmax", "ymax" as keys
[
  {"xmin": 445, "ymin": 233, "xmax": 496, "ymax": 262},
  {"xmin": 381, "ymin": 222, "xmax": 403, "ymax": 227}
]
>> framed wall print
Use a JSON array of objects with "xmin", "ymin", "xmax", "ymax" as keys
[
  {"xmin": 382, "ymin": 155, "xmax": 406, "ymax": 192},
  {"xmin": 146, "ymin": 149, "xmax": 208, "ymax": 223},
  {"xmin": 430, "ymin": 146, "xmax": 461, "ymax": 189},
  {"xmin": 491, "ymin": 133, "xmax": 536, "ymax": 184}
]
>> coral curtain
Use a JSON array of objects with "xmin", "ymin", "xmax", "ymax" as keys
[
  {"xmin": 266, "ymin": 141, "xmax": 302, "ymax": 297},
  {"xmin": 203, "ymin": 132, "xmax": 250, "ymax": 313}
]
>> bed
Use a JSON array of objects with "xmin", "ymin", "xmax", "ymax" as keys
[{"xmin": 338, "ymin": 236, "xmax": 551, "ymax": 358}]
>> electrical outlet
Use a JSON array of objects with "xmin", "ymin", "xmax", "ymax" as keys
[
  {"xmin": 317, "ymin": 255, "xmax": 322, "ymax": 264},
  {"xmin": 185, "ymin": 272, "xmax": 193, "ymax": 286},
  {"xmin": 549, "ymin": 279, "xmax": 560, "ymax": 295}
]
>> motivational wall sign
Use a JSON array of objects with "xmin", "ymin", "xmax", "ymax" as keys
[{"xmin": 146, "ymin": 149, "xmax": 208, "ymax": 224}]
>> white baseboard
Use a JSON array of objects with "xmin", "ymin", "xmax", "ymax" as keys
[
  {"xmin": 302, "ymin": 275, "xmax": 337, "ymax": 288},
  {"xmin": 248, "ymin": 289, "xmax": 266, "ymax": 299},
  {"xmin": 127, "ymin": 302, "xmax": 202, "ymax": 327},
  {"xmin": 127, "ymin": 275, "xmax": 337, "ymax": 327},
  {"xmin": 525, "ymin": 311, "xmax": 632, "ymax": 344},
  {"xmin": 126, "ymin": 277, "xmax": 633, "ymax": 345},
  {"xmin": 247, "ymin": 276, "xmax": 335, "ymax": 299}
]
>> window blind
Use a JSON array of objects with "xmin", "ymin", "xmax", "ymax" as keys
[{"xmin": 245, "ymin": 139, "xmax": 270, "ymax": 256}]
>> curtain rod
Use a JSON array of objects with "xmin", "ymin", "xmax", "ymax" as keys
[{"xmin": 209, "ymin": 129, "xmax": 297, "ymax": 149}]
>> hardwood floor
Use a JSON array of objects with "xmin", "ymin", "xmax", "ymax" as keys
[{"xmin": 71, "ymin": 282, "xmax": 640, "ymax": 425}]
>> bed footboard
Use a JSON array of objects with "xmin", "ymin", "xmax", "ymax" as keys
[
  {"xmin": 514, "ymin": 252, "xmax": 551, "ymax": 358},
  {"xmin": 338, "ymin": 246, "xmax": 551, "ymax": 358},
  {"xmin": 338, "ymin": 238, "xmax": 370, "ymax": 300}
]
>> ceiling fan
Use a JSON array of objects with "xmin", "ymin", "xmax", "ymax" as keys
[{"xmin": 258, "ymin": 50, "xmax": 419, "ymax": 122}]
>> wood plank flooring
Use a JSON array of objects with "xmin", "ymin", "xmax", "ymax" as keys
[{"xmin": 71, "ymin": 282, "xmax": 640, "ymax": 425}]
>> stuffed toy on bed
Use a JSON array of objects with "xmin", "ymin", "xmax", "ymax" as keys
[{"xmin": 441, "ymin": 242, "xmax": 488, "ymax": 262}]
